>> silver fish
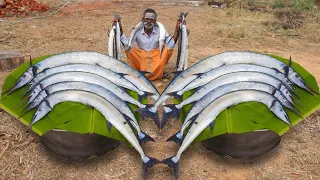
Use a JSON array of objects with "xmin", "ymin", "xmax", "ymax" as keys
[
  {"xmin": 127, "ymin": 22, "xmax": 143, "ymax": 51},
  {"xmin": 25, "ymin": 64, "xmax": 152, "ymax": 100},
  {"xmin": 4, "ymin": 51, "xmax": 159, "ymax": 101},
  {"xmin": 175, "ymin": 12, "xmax": 188, "ymax": 71},
  {"xmin": 26, "ymin": 71, "xmax": 146, "ymax": 109},
  {"xmin": 24, "ymin": 82, "xmax": 154, "ymax": 144},
  {"xmin": 108, "ymin": 25, "xmax": 116, "ymax": 58},
  {"xmin": 166, "ymin": 81, "xmax": 297, "ymax": 144},
  {"xmin": 177, "ymin": 64, "xmax": 294, "ymax": 97},
  {"xmin": 163, "ymin": 90, "xmax": 290, "ymax": 178},
  {"xmin": 115, "ymin": 14, "xmax": 121, "ymax": 60},
  {"xmin": 30, "ymin": 90, "xmax": 159, "ymax": 178},
  {"xmin": 145, "ymin": 51, "xmax": 314, "ymax": 129},
  {"xmin": 157, "ymin": 22, "xmax": 166, "ymax": 55}
]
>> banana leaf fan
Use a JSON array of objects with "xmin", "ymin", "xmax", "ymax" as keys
[
  {"xmin": 175, "ymin": 55, "xmax": 320, "ymax": 142},
  {"xmin": 0, "ymin": 55, "xmax": 147, "ymax": 143}
]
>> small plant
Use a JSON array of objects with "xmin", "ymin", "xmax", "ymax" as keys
[
  {"xmin": 273, "ymin": 8, "xmax": 305, "ymax": 29},
  {"xmin": 271, "ymin": 0, "xmax": 287, "ymax": 8}
]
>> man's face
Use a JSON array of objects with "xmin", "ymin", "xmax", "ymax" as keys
[{"xmin": 143, "ymin": 12, "xmax": 156, "ymax": 30}]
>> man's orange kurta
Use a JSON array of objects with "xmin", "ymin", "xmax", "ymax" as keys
[{"xmin": 125, "ymin": 45, "xmax": 174, "ymax": 81}]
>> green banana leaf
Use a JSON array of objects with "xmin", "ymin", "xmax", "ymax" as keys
[
  {"xmin": 175, "ymin": 54, "xmax": 320, "ymax": 142},
  {"xmin": 0, "ymin": 55, "xmax": 146, "ymax": 143}
]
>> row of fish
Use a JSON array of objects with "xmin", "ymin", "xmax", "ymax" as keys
[
  {"xmin": 155, "ymin": 51, "xmax": 318, "ymax": 178},
  {"xmin": 2, "ymin": 51, "xmax": 161, "ymax": 179}
]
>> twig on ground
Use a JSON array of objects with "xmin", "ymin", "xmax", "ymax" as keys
[{"xmin": 0, "ymin": 141, "xmax": 9, "ymax": 158}]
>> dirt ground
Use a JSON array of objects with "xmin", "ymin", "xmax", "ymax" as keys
[{"xmin": 1, "ymin": 0, "xmax": 320, "ymax": 179}]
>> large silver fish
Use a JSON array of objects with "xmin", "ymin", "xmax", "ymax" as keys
[
  {"xmin": 30, "ymin": 90, "xmax": 159, "ymax": 178},
  {"xmin": 157, "ymin": 22, "xmax": 166, "ymax": 55},
  {"xmin": 108, "ymin": 25, "xmax": 116, "ymax": 57},
  {"xmin": 126, "ymin": 22, "xmax": 143, "ymax": 51},
  {"xmin": 176, "ymin": 64, "xmax": 294, "ymax": 97},
  {"xmin": 26, "ymin": 71, "xmax": 146, "ymax": 110},
  {"xmin": 25, "ymin": 64, "xmax": 148, "ymax": 99},
  {"xmin": 115, "ymin": 14, "xmax": 121, "ymax": 60},
  {"xmin": 166, "ymin": 81, "xmax": 297, "ymax": 144},
  {"xmin": 175, "ymin": 12, "xmax": 188, "ymax": 71},
  {"xmin": 24, "ymin": 82, "xmax": 154, "ymax": 144},
  {"xmin": 166, "ymin": 71, "xmax": 295, "ymax": 121},
  {"xmin": 162, "ymin": 90, "xmax": 291, "ymax": 178},
  {"xmin": 4, "ymin": 51, "xmax": 159, "ymax": 101},
  {"xmin": 141, "ymin": 51, "xmax": 316, "ymax": 129}
]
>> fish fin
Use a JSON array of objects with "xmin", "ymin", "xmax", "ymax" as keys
[
  {"xmin": 283, "ymin": 66, "xmax": 289, "ymax": 77},
  {"xmin": 139, "ymin": 71, "xmax": 154, "ymax": 76},
  {"xmin": 187, "ymin": 29, "xmax": 190, "ymax": 36},
  {"xmin": 143, "ymin": 156, "xmax": 160, "ymax": 180},
  {"xmin": 138, "ymin": 131, "xmax": 156, "ymax": 144},
  {"xmin": 138, "ymin": 91, "xmax": 154, "ymax": 102},
  {"xmin": 106, "ymin": 121, "xmax": 113, "ymax": 132},
  {"xmin": 116, "ymin": 72, "xmax": 129, "ymax": 77},
  {"xmin": 135, "ymin": 107, "xmax": 160, "ymax": 129},
  {"xmin": 29, "ymin": 57, "xmax": 33, "ymax": 67},
  {"xmin": 162, "ymin": 156, "xmax": 179, "ymax": 180},
  {"xmin": 289, "ymin": 55, "xmax": 292, "ymax": 67},
  {"xmin": 192, "ymin": 72, "xmax": 205, "ymax": 77},
  {"xmin": 208, "ymin": 122, "xmax": 215, "ymax": 133},
  {"xmin": 166, "ymin": 132, "xmax": 183, "ymax": 145},
  {"xmin": 162, "ymin": 104, "xmax": 181, "ymax": 126}
]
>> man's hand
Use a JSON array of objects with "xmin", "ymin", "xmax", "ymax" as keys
[{"xmin": 113, "ymin": 15, "xmax": 123, "ymax": 35}]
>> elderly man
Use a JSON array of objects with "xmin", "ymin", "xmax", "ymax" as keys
[{"xmin": 115, "ymin": 8, "xmax": 180, "ymax": 80}]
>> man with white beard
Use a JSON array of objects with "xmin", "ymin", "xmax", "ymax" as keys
[{"xmin": 114, "ymin": 8, "xmax": 181, "ymax": 80}]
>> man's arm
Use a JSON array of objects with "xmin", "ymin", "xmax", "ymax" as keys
[{"xmin": 173, "ymin": 18, "xmax": 180, "ymax": 43}]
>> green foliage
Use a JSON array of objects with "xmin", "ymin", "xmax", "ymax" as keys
[
  {"xmin": 174, "ymin": 54, "xmax": 320, "ymax": 142},
  {"xmin": 0, "ymin": 55, "xmax": 147, "ymax": 143},
  {"xmin": 271, "ymin": 0, "xmax": 287, "ymax": 9},
  {"xmin": 292, "ymin": 0, "xmax": 316, "ymax": 10}
]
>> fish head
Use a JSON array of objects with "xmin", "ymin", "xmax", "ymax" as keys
[
  {"xmin": 288, "ymin": 70, "xmax": 308, "ymax": 89},
  {"xmin": 32, "ymin": 90, "xmax": 48, "ymax": 107},
  {"xmin": 269, "ymin": 100, "xmax": 290, "ymax": 124},
  {"xmin": 275, "ymin": 90, "xmax": 291, "ymax": 108},
  {"xmin": 279, "ymin": 85, "xmax": 294, "ymax": 103},
  {"xmin": 32, "ymin": 100, "xmax": 52, "ymax": 125},
  {"xmin": 28, "ymin": 85, "xmax": 42, "ymax": 102},
  {"xmin": 14, "ymin": 68, "xmax": 34, "ymax": 91}
]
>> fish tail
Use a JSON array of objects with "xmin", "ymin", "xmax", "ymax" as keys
[
  {"xmin": 166, "ymin": 132, "xmax": 183, "ymax": 145},
  {"xmin": 138, "ymin": 92, "xmax": 154, "ymax": 102},
  {"xmin": 142, "ymin": 156, "xmax": 160, "ymax": 180},
  {"xmin": 161, "ymin": 104, "xmax": 181, "ymax": 129},
  {"xmin": 135, "ymin": 105, "xmax": 160, "ymax": 129},
  {"xmin": 138, "ymin": 131, "xmax": 156, "ymax": 144},
  {"xmin": 167, "ymin": 91, "xmax": 183, "ymax": 102},
  {"xmin": 162, "ymin": 155, "xmax": 179, "ymax": 180}
]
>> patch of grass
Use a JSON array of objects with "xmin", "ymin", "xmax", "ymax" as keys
[
  {"xmin": 263, "ymin": 8, "xmax": 304, "ymax": 29},
  {"xmin": 292, "ymin": 0, "xmax": 316, "ymax": 11}
]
